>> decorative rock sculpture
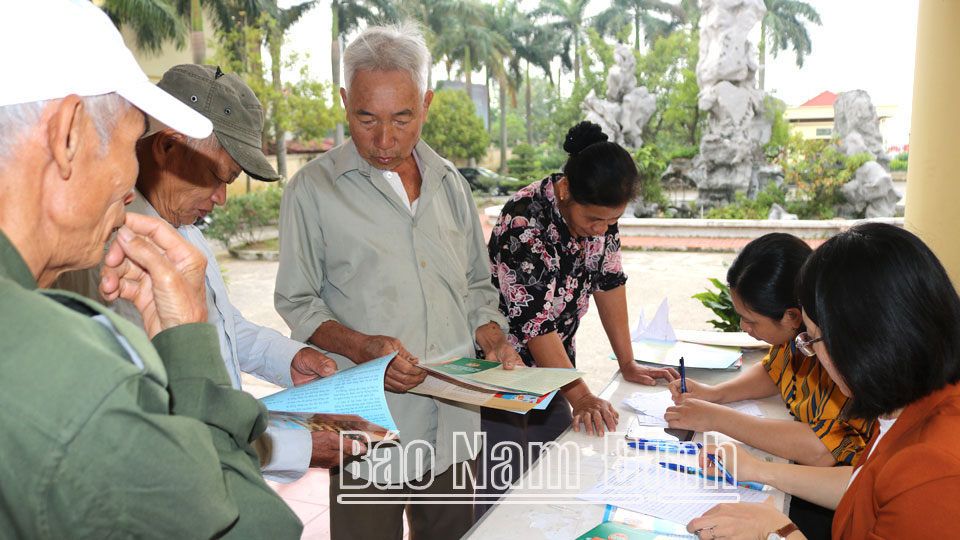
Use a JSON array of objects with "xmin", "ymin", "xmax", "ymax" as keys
[
  {"xmin": 694, "ymin": 0, "xmax": 781, "ymax": 207},
  {"xmin": 833, "ymin": 90, "xmax": 891, "ymax": 169},
  {"xmin": 839, "ymin": 161, "xmax": 901, "ymax": 218},
  {"xmin": 767, "ymin": 203, "xmax": 798, "ymax": 220},
  {"xmin": 581, "ymin": 44, "xmax": 656, "ymax": 149}
]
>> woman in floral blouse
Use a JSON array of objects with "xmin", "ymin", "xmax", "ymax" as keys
[{"xmin": 476, "ymin": 122, "xmax": 678, "ymax": 513}]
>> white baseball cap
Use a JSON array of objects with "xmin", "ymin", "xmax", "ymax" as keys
[{"xmin": 0, "ymin": 0, "xmax": 212, "ymax": 139}]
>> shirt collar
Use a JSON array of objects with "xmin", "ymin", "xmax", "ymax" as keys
[
  {"xmin": 332, "ymin": 138, "xmax": 444, "ymax": 184},
  {"xmin": 0, "ymin": 227, "xmax": 39, "ymax": 290}
]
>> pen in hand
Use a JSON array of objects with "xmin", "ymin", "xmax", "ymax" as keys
[
  {"xmin": 679, "ymin": 356, "xmax": 687, "ymax": 393},
  {"xmin": 659, "ymin": 461, "xmax": 765, "ymax": 491},
  {"xmin": 707, "ymin": 453, "xmax": 736, "ymax": 485}
]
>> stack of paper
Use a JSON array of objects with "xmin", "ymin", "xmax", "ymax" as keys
[
  {"xmin": 630, "ymin": 340, "xmax": 742, "ymax": 370},
  {"xmin": 260, "ymin": 352, "xmax": 399, "ymax": 441},
  {"xmin": 627, "ymin": 298, "xmax": 746, "ymax": 371},
  {"xmin": 413, "ymin": 358, "xmax": 582, "ymax": 413}
]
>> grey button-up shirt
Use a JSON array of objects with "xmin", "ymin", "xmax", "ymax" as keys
[{"xmin": 275, "ymin": 138, "xmax": 507, "ymax": 483}]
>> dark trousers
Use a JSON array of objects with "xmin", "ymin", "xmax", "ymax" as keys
[
  {"xmin": 789, "ymin": 495, "xmax": 834, "ymax": 540},
  {"xmin": 329, "ymin": 460, "xmax": 476, "ymax": 540},
  {"xmin": 475, "ymin": 394, "xmax": 573, "ymax": 519}
]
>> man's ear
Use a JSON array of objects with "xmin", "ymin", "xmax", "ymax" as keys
[
  {"xmin": 339, "ymin": 87, "xmax": 348, "ymax": 109},
  {"xmin": 783, "ymin": 307, "xmax": 803, "ymax": 329},
  {"xmin": 151, "ymin": 129, "xmax": 186, "ymax": 166},
  {"xmin": 48, "ymin": 94, "xmax": 84, "ymax": 180},
  {"xmin": 422, "ymin": 89, "xmax": 434, "ymax": 121}
]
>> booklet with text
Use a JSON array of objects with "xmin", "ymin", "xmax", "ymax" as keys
[{"xmin": 260, "ymin": 352, "xmax": 399, "ymax": 441}]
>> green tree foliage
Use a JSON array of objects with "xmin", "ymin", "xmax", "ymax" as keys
[
  {"xmin": 758, "ymin": 0, "xmax": 821, "ymax": 89},
  {"xmin": 777, "ymin": 136, "xmax": 872, "ymax": 219},
  {"xmin": 762, "ymin": 95, "xmax": 790, "ymax": 158},
  {"xmin": 214, "ymin": 16, "xmax": 340, "ymax": 179},
  {"xmin": 490, "ymin": 112, "xmax": 527, "ymax": 147},
  {"xmin": 592, "ymin": 0, "xmax": 687, "ymax": 51},
  {"xmin": 709, "ymin": 135, "xmax": 874, "ymax": 220},
  {"xmin": 634, "ymin": 145, "xmax": 668, "ymax": 208},
  {"xmin": 705, "ymin": 183, "xmax": 787, "ymax": 219},
  {"xmin": 889, "ymin": 151, "xmax": 908, "ymax": 171},
  {"xmin": 421, "ymin": 89, "xmax": 490, "ymax": 161},
  {"xmin": 507, "ymin": 143, "xmax": 541, "ymax": 181},
  {"xmin": 534, "ymin": 0, "xmax": 592, "ymax": 82},
  {"xmin": 634, "ymin": 30, "xmax": 701, "ymax": 153},
  {"xmin": 205, "ymin": 187, "xmax": 283, "ymax": 247},
  {"xmin": 100, "ymin": 0, "xmax": 186, "ymax": 53}
]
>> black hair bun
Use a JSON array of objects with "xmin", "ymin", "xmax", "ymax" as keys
[{"xmin": 563, "ymin": 121, "xmax": 608, "ymax": 156}]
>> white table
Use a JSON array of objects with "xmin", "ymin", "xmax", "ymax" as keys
[{"xmin": 464, "ymin": 350, "xmax": 791, "ymax": 540}]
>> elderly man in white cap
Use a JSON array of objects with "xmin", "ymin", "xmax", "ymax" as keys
[
  {"xmin": 59, "ymin": 64, "xmax": 355, "ymax": 480},
  {"xmin": 0, "ymin": 1, "xmax": 303, "ymax": 537}
]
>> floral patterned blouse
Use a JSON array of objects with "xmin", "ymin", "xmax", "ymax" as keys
[{"xmin": 488, "ymin": 174, "xmax": 627, "ymax": 367}]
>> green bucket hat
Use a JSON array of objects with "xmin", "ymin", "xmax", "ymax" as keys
[{"xmin": 157, "ymin": 64, "xmax": 281, "ymax": 182}]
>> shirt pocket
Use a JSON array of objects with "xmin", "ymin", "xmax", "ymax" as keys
[{"xmin": 435, "ymin": 228, "xmax": 470, "ymax": 299}]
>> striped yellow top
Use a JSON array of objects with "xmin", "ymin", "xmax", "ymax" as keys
[{"xmin": 764, "ymin": 342, "xmax": 875, "ymax": 465}]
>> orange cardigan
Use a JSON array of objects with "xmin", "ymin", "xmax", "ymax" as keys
[{"xmin": 832, "ymin": 382, "xmax": 960, "ymax": 539}]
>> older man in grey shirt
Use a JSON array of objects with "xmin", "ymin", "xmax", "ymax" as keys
[{"xmin": 275, "ymin": 23, "xmax": 520, "ymax": 539}]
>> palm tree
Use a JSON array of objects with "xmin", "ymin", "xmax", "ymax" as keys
[
  {"xmin": 431, "ymin": 2, "xmax": 509, "ymax": 102},
  {"xmin": 493, "ymin": 1, "xmax": 556, "ymax": 146},
  {"xmin": 533, "ymin": 0, "xmax": 591, "ymax": 83},
  {"xmin": 100, "ymin": 0, "xmax": 186, "ymax": 54},
  {"xmin": 593, "ymin": 0, "xmax": 687, "ymax": 51},
  {"xmin": 758, "ymin": 0, "xmax": 821, "ymax": 90}
]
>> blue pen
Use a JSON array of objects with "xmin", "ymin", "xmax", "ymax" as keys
[
  {"xmin": 636, "ymin": 438, "xmax": 703, "ymax": 449},
  {"xmin": 659, "ymin": 461, "xmax": 765, "ymax": 491},
  {"xmin": 679, "ymin": 356, "xmax": 687, "ymax": 393},
  {"xmin": 628, "ymin": 441, "xmax": 699, "ymax": 454},
  {"xmin": 707, "ymin": 453, "xmax": 765, "ymax": 491},
  {"xmin": 706, "ymin": 453, "xmax": 736, "ymax": 485}
]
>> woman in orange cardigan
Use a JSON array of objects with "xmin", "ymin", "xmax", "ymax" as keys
[{"xmin": 685, "ymin": 222, "xmax": 960, "ymax": 540}]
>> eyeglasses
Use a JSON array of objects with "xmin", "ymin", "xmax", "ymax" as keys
[{"xmin": 795, "ymin": 332, "xmax": 824, "ymax": 357}]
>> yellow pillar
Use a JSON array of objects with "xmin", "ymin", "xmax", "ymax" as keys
[{"xmin": 905, "ymin": 0, "xmax": 960, "ymax": 287}]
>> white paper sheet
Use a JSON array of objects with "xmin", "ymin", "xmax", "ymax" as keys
[
  {"xmin": 624, "ymin": 391, "xmax": 765, "ymax": 427},
  {"xmin": 631, "ymin": 298, "xmax": 677, "ymax": 342}
]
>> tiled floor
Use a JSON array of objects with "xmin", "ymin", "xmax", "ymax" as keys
[{"xmin": 267, "ymin": 470, "xmax": 332, "ymax": 539}]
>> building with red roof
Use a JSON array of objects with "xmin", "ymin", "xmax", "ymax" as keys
[{"xmin": 783, "ymin": 90, "xmax": 896, "ymax": 143}]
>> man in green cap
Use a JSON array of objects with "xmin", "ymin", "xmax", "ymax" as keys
[{"xmin": 59, "ymin": 64, "xmax": 360, "ymax": 479}]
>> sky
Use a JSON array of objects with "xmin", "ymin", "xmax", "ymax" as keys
[{"xmin": 280, "ymin": 0, "xmax": 919, "ymax": 147}]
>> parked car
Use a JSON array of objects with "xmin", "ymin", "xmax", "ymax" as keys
[{"xmin": 457, "ymin": 167, "xmax": 528, "ymax": 195}]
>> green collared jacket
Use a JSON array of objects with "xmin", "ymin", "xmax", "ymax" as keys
[{"xmin": 0, "ymin": 230, "xmax": 301, "ymax": 539}]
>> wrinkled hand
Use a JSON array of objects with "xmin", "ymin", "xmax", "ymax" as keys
[
  {"xmin": 357, "ymin": 334, "xmax": 417, "ymax": 364},
  {"xmin": 290, "ymin": 347, "xmax": 338, "ymax": 386},
  {"xmin": 687, "ymin": 502, "xmax": 794, "ymax": 540},
  {"xmin": 99, "ymin": 213, "xmax": 207, "ymax": 338},
  {"xmin": 668, "ymin": 378, "xmax": 718, "ymax": 403},
  {"xmin": 622, "ymin": 362, "xmax": 679, "ymax": 386},
  {"xmin": 384, "ymin": 354, "xmax": 426, "ymax": 393},
  {"xmin": 697, "ymin": 442, "xmax": 763, "ymax": 483},
  {"xmin": 664, "ymin": 396, "xmax": 729, "ymax": 432},
  {"xmin": 570, "ymin": 394, "xmax": 620, "ymax": 436},
  {"xmin": 482, "ymin": 341, "xmax": 523, "ymax": 370},
  {"xmin": 476, "ymin": 322, "xmax": 521, "ymax": 370},
  {"xmin": 309, "ymin": 431, "xmax": 367, "ymax": 469}
]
